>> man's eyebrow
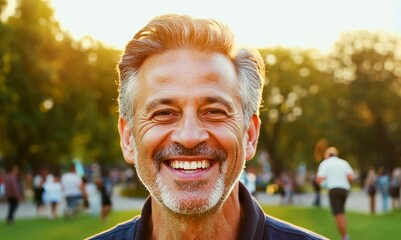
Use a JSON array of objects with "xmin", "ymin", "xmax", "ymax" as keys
[
  {"xmin": 203, "ymin": 96, "xmax": 235, "ymax": 112},
  {"xmin": 145, "ymin": 98, "xmax": 176, "ymax": 112},
  {"xmin": 144, "ymin": 96, "xmax": 235, "ymax": 112}
]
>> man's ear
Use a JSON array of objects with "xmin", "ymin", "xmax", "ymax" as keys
[
  {"xmin": 245, "ymin": 115, "xmax": 261, "ymax": 161},
  {"xmin": 118, "ymin": 117, "xmax": 136, "ymax": 164}
]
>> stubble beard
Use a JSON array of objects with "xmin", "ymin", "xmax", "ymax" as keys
[
  {"xmin": 155, "ymin": 165, "xmax": 226, "ymax": 215},
  {"xmin": 132, "ymin": 141, "xmax": 234, "ymax": 216}
]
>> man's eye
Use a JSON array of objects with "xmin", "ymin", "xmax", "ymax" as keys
[
  {"xmin": 203, "ymin": 109, "xmax": 228, "ymax": 120},
  {"xmin": 208, "ymin": 109, "xmax": 225, "ymax": 115},
  {"xmin": 152, "ymin": 111, "xmax": 177, "ymax": 122},
  {"xmin": 155, "ymin": 111, "xmax": 173, "ymax": 116}
]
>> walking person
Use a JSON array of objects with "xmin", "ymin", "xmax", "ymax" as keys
[
  {"xmin": 390, "ymin": 167, "xmax": 401, "ymax": 210},
  {"xmin": 4, "ymin": 164, "xmax": 22, "ymax": 225},
  {"xmin": 42, "ymin": 173, "xmax": 62, "ymax": 219},
  {"xmin": 32, "ymin": 169, "xmax": 46, "ymax": 215},
  {"xmin": 377, "ymin": 167, "xmax": 390, "ymax": 213},
  {"xmin": 364, "ymin": 166, "xmax": 377, "ymax": 214},
  {"xmin": 61, "ymin": 163, "xmax": 85, "ymax": 217},
  {"xmin": 94, "ymin": 172, "xmax": 112, "ymax": 222},
  {"xmin": 317, "ymin": 147, "xmax": 354, "ymax": 240}
]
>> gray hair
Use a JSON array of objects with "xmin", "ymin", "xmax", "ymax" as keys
[{"xmin": 117, "ymin": 14, "xmax": 265, "ymax": 127}]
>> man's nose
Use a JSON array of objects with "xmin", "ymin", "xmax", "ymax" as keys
[{"xmin": 171, "ymin": 113, "xmax": 209, "ymax": 149}]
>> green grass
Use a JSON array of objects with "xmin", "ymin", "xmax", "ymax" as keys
[
  {"xmin": 0, "ymin": 210, "xmax": 141, "ymax": 240},
  {"xmin": 1, "ymin": 206, "xmax": 400, "ymax": 240},
  {"xmin": 263, "ymin": 205, "xmax": 401, "ymax": 239}
]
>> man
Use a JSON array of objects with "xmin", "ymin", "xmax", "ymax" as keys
[
  {"xmin": 61, "ymin": 163, "xmax": 86, "ymax": 216},
  {"xmin": 4, "ymin": 164, "xmax": 22, "ymax": 225},
  {"xmin": 317, "ymin": 147, "xmax": 353, "ymax": 240},
  {"xmin": 88, "ymin": 14, "xmax": 326, "ymax": 239}
]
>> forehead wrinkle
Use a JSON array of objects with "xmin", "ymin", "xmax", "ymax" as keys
[
  {"xmin": 156, "ymin": 72, "xmax": 224, "ymax": 84},
  {"xmin": 145, "ymin": 97, "xmax": 177, "ymax": 113},
  {"xmin": 200, "ymin": 72, "xmax": 225, "ymax": 82}
]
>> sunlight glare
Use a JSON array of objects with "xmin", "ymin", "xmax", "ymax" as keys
[{"xmin": 46, "ymin": 0, "xmax": 401, "ymax": 52}]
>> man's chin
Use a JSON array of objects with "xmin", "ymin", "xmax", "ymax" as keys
[
  {"xmin": 153, "ymin": 189, "xmax": 217, "ymax": 214},
  {"xmin": 153, "ymin": 171, "xmax": 226, "ymax": 215},
  {"xmin": 166, "ymin": 197, "xmax": 217, "ymax": 215}
]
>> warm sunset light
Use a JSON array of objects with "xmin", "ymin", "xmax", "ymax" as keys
[
  {"xmin": 2, "ymin": 1, "xmax": 401, "ymax": 239},
  {"xmin": 48, "ymin": 0, "xmax": 401, "ymax": 52}
]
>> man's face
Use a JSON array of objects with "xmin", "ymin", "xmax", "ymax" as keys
[{"xmin": 119, "ymin": 49, "xmax": 259, "ymax": 215}]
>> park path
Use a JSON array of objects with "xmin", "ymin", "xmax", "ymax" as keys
[{"xmin": 0, "ymin": 187, "xmax": 386, "ymax": 220}]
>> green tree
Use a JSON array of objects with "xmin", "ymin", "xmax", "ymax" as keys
[
  {"xmin": 0, "ymin": 0, "xmax": 122, "ymax": 172},
  {"xmin": 329, "ymin": 31, "xmax": 401, "ymax": 171},
  {"xmin": 1, "ymin": 0, "xmax": 61, "ymax": 168},
  {"xmin": 258, "ymin": 48, "xmax": 342, "ymax": 176}
]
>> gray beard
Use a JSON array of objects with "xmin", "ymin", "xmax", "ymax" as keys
[{"xmin": 155, "ymin": 170, "xmax": 226, "ymax": 215}]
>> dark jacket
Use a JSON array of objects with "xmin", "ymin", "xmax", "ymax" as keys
[{"xmin": 87, "ymin": 183, "xmax": 327, "ymax": 240}]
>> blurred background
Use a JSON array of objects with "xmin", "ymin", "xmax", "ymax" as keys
[{"xmin": 0, "ymin": 0, "xmax": 401, "ymax": 233}]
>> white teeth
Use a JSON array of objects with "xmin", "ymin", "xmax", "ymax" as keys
[
  {"xmin": 169, "ymin": 160, "xmax": 211, "ymax": 170},
  {"xmin": 184, "ymin": 162, "xmax": 190, "ymax": 170}
]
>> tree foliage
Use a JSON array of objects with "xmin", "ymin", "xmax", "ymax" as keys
[
  {"xmin": 256, "ymin": 31, "xmax": 401, "ymax": 177},
  {"xmin": 258, "ymin": 48, "xmax": 346, "ymax": 176},
  {"xmin": 329, "ymin": 31, "xmax": 401, "ymax": 171},
  {"xmin": 0, "ymin": 0, "xmax": 121, "ymax": 172},
  {"xmin": 1, "ymin": 0, "xmax": 400, "ymax": 177}
]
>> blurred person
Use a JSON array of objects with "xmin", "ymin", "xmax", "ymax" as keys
[
  {"xmin": 61, "ymin": 163, "xmax": 85, "ymax": 216},
  {"xmin": 4, "ymin": 164, "xmax": 22, "ymax": 225},
  {"xmin": 312, "ymin": 138, "xmax": 328, "ymax": 208},
  {"xmin": 277, "ymin": 171, "xmax": 294, "ymax": 205},
  {"xmin": 377, "ymin": 167, "xmax": 390, "ymax": 213},
  {"xmin": 317, "ymin": 147, "xmax": 353, "ymax": 240},
  {"xmin": 81, "ymin": 176, "xmax": 90, "ymax": 209},
  {"xmin": 87, "ymin": 14, "xmax": 326, "ymax": 240},
  {"xmin": 94, "ymin": 172, "xmax": 113, "ymax": 222},
  {"xmin": 42, "ymin": 174, "xmax": 62, "ymax": 219},
  {"xmin": 364, "ymin": 166, "xmax": 377, "ymax": 214},
  {"xmin": 390, "ymin": 167, "xmax": 401, "ymax": 210},
  {"xmin": 84, "ymin": 176, "xmax": 101, "ymax": 217},
  {"xmin": 32, "ymin": 169, "xmax": 46, "ymax": 215},
  {"xmin": 311, "ymin": 173, "xmax": 322, "ymax": 207}
]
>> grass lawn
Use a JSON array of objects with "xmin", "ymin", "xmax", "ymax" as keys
[
  {"xmin": 263, "ymin": 205, "xmax": 401, "ymax": 239},
  {"xmin": 1, "ymin": 205, "xmax": 400, "ymax": 239}
]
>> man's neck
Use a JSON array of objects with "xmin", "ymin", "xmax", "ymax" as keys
[{"xmin": 149, "ymin": 183, "xmax": 242, "ymax": 240}]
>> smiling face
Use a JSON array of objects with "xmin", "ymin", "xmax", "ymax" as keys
[{"xmin": 119, "ymin": 49, "xmax": 260, "ymax": 215}]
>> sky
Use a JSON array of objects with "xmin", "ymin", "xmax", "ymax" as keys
[{"xmin": 42, "ymin": 0, "xmax": 401, "ymax": 52}]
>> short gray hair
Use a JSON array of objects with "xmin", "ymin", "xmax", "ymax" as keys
[{"xmin": 117, "ymin": 14, "xmax": 265, "ymax": 127}]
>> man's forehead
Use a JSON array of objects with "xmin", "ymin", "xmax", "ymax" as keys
[{"xmin": 138, "ymin": 49, "xmax": 237, "ymax": 84}]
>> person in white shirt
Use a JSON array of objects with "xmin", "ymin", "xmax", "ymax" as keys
[
  {"xmin": 43, "ymin": 174, "xmax": 62, "ymax": 219},
  {"xmin": 317, "ymin": 147, "xmax": 353, "ymax": 240},
  {"xmin": 61, "ymin": 164, "xmax": 85, "ymax": 215}
]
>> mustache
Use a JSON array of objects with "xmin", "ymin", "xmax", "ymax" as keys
[{"xmin": 153, "ymin": 142, "xmax": 226, "ymax": 167}]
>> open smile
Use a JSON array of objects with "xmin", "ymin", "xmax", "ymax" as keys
[
  {"xmin": 163, "ymin": 159, "xmax": 217, "ymax": 177},
  {"xmin": 168, "ymin": 160, "xmax": 212, "ymax": 172}
]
